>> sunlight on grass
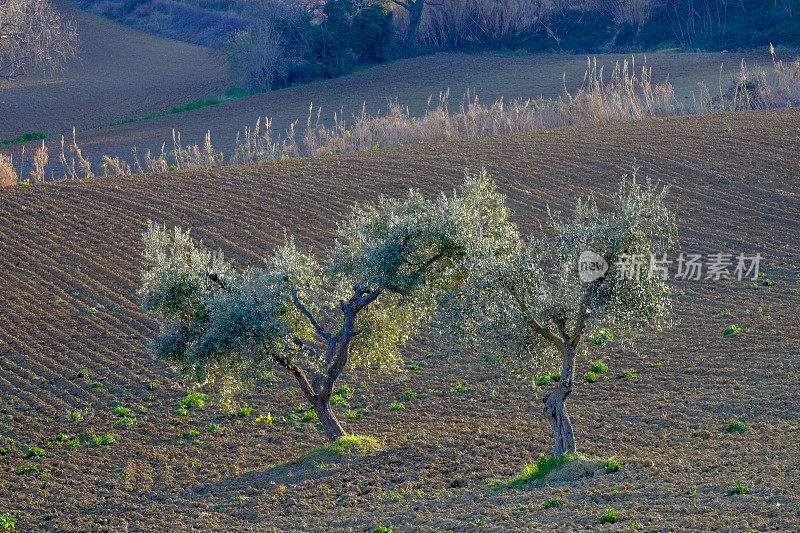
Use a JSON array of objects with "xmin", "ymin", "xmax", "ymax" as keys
[{"xmin": 325, "ymin": 435, "xmax": 379, "ymax": 455}]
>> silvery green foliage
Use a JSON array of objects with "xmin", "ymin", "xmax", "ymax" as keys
[
  {"xmin": 139, "ymin": 171, "xmax": 516, "ymax": 399},
  {"xmin": 438, "ymin": 170, "xmax": 678, "ymax": 381},
  {"xmin": 139, "ymin": 222, "xmax": 318, "ymax": 394},
  {"xmin": 329, "ymin": 169, "xmax": 516, "ymax": 369}
]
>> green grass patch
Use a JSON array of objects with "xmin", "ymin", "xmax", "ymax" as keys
[
  {"xmin": 171, "ymin": 99, "xmax": 221, "ymax": 114},
  {"xmin": 583, "ymin": 371, "xmax": 597, "ymax": 383},
  {"xmin": 616, "ymin": 369, "xmax": 637, "ymax": 379},
  {"xmin": 726, "ymin": 484, "xmax": 750, "ymax": 495},
  {"xmin": 1, "ymin": 131, "xmax": 47, "ymax": 146},
  {"xmin": 325, "ymin": 435, "xmax": 379, "ymax": 455},
  {"xmin": 588, "ymin": 360, "xmax": 608, "ymax": 373}
]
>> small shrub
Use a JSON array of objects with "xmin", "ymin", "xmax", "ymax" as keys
[
  {"xmin": 373, "ymin": 524, "xmax": 392, "ymax": 533},
  {"xmin": 237, "ymin": 406, "xmax": 253, "ymax": 417},
  {"xmin": 77, "ymin": 368, "xmax": 89, "ymax": 379},
  {"xmin": 583, "ymin": 371, "xmax": 597, "ymax": 383},
  {"xmin": 726, "ymin": 484, "xmax": 750, "ymax": 495},
  {"xmin": 616, "ymin": 369, "xmax": 637, "ymax": 379},
  {"xmin": 630, "ymin": 522, "xmax": 644, "ymax": 530},
  {"xmin": 588, "ymin": 360, "xmax": 608, "ymax": 373},
  {"xmin": 389, "ymin": 401, "xmax": 405, "ymax": 410},
  {"xmin": 598, "ymin": 507, "xmax": 619, "ymax": 524},
  {"xmin": 726, "ymin": 417, "xmax": 745, "ymax": 433},
  {"xmin": 723, "ymin": 324, "xmax": 742, "ymax": 336},
  {"xmin": 26, "ymin": 446, "xmax": 45, "ymax": 458}
]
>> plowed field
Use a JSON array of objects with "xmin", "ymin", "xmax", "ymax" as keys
[{"xmin": 0, "ymin": 108, "xmax": 799, "ymax": 531}]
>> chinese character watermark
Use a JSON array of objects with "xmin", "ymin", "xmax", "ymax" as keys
[{"xmin": 578, "ymin": 251, "xmax": 761, "ymax": 282}]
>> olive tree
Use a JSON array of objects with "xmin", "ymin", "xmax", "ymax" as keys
[
  {"xmin": 0, "ymin": 0, "xmax": 77, "ymax": 80},
  {"xmin": 438, "ymin": 170, "xmax": 677, "ymax": 456},
  {"xmin": 139, "ymin": 173, "xmax": 508, "ymax": 441}
]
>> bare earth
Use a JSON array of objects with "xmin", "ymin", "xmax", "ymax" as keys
[{"xmin": 0, "ymin": 107, "xmax": 798, "ymax": 531}]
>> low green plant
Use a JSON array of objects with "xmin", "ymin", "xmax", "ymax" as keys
[
  {"xmin": 450, "ymin": 381, "xmax": 471, "ymax": 392},
  {"xmin": 182, "ymin": 430, "xmax": 199, "ymax": 439},
  {"xmin": 726, "ymin": 417, "xmax": 745, "ymax": 433},
  {"xmin": 78, "ymin": 369, "xmax": 89, "ymax": 379},
  {"xmin": 112, "ymin": 406, "xmax": 131, "ymax": 417},
  {"xmin": 598, "ymin": 507, "xmax": 619, "ymax": 524},
  {"xmin": 26, "ymin": 446, "xmax": 45, "ymax": 458},
  {"xmin": 344, "ymin": 410, "xmax": 359, "ymax": 419},
  {"xmin": 301, "ymin": 410, "xmax": 318, "ymax": 422},
  {"xmin": 646, "ymin": 362, "xmax": 662, "ymax": 368},
  {"xmin": 175, "ymin": 408, "xmax": 188, "ymax": 416},
  {"xmin": 588, "ymin": 360, "xmax": 608, "ymax": 373},
  {"xmin": 725, "ymin": 484, "xmax": 750, "ymax": 495},
  {"xmin": 389, "ymin": 401, "xmax": 405, "ymax": 410},
  {"xmin": 616, "ymin": 369, "xmax": 637, "ymax": 379},
  {"xmin": 544, "ymin": 496, "xmax": 564, "ymax": 509},
  {"xmin": 0, "ymin": 447, "xmax": 6, "ymax": 456},
  {"xmin": 630, "ymin": 522, "xmax": 644, "ymax": 530},
  {"xmin": 402, "ymin": 389, "xmax": 417, "ymax": 398},
  {"xmin": 723, "ymin": 324, "xmax": 742, "ymax": 336},
  {"xmin": 90, "ymin": 381, "xmax": 104, "ymax": 388},
  {"xmin": 18, "ymin": 463, "xmax": 39, "ymax": 474},
  {"xmin": 254, "ymin": 413, "xmax": 273, "ymax": 424},
  {"xmin": 373, "ymin": 524, "xmax": 392, "ymax": 533},
  {"xmin": 237, "ymin": 406, "xmax": 253, "ymax": 417},
  {"xmin": 605, "ymin": 457, "xmax": 621, "ymax": 473},
  {"xmin": 583, "ymin": 371, "xmax": 597, "ymax": 383},
  {"xmin": 90, "ymin": 433, "xmax": 120, "ymax": 446},
  {"xmin": 0, "ymin": 510, "xmax": 18, "ymax": 530},
  {"xmin": 181, "ymin": 392, "xmax": 207, "ymax": 409},
  {"xmin": 115, "ymin": 417, "xmax": 134, "ymax": 427}
]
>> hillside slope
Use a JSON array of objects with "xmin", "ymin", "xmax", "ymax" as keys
[
  {"xmin": 0, "ymin": 0, "xmax": 228, "ymax": 140},
  {"xmin": 2, "ymin": 46, "xmax": 774, "ymax": 177},
  {"xmin": 0, "ymin": 109, "xmax": 798, "ymax": 530}
]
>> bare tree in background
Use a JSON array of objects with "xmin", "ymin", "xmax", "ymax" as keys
[
  {"xmin": 392, "ymin": 0, "xmax": 442, "ymax": 47},
  {"xmin": 0, "ymin": 0, "xmax": 77, "ymax": 80}
]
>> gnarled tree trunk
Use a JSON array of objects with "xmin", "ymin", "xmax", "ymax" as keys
[
  {"xmin": 313, "ymin": 394, "xmax": 345, "ymax": 441},
  {"xmin": 542, "ymin": 344, "xmax": 577, "ymax": 456}
]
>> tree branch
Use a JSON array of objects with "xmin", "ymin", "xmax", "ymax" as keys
[
  {"xmin": 272, "ymin": 350, "xmax": 316, "ymax": 404},
  {"xmin": 291, "ymin": 288, "xmax": 332, "ymax": 343}
]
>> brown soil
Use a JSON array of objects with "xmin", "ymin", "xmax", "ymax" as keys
[{"xmin": 0, "ymin": 108, "xmax": 799, "ymax": 531}]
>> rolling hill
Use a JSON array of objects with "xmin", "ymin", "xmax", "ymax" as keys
[{"xmin": 0, "ymin": 106, "xmax": 798, "ymax": 531}]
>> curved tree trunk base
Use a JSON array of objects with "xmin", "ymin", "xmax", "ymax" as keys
[
  {"xmin": 314, "ymin": 399, "xmax": 345, "ymax": 442},
  {"xmin": 543, "ymin": 386, "xmax": 576, "ymax": 456}
]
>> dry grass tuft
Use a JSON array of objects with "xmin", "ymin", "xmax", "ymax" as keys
[{"xmin": 0, "ymin": 153, "xmax": 17, "ymax": 187}]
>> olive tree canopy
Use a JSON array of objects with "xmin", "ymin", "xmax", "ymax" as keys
[
  {"xmin": 437, "ymin": 169, "xmax": 678, "ymax": 456},
  {"xmin": 140, "ymin": 172, "xmax": 510, "ymax": 441}
]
